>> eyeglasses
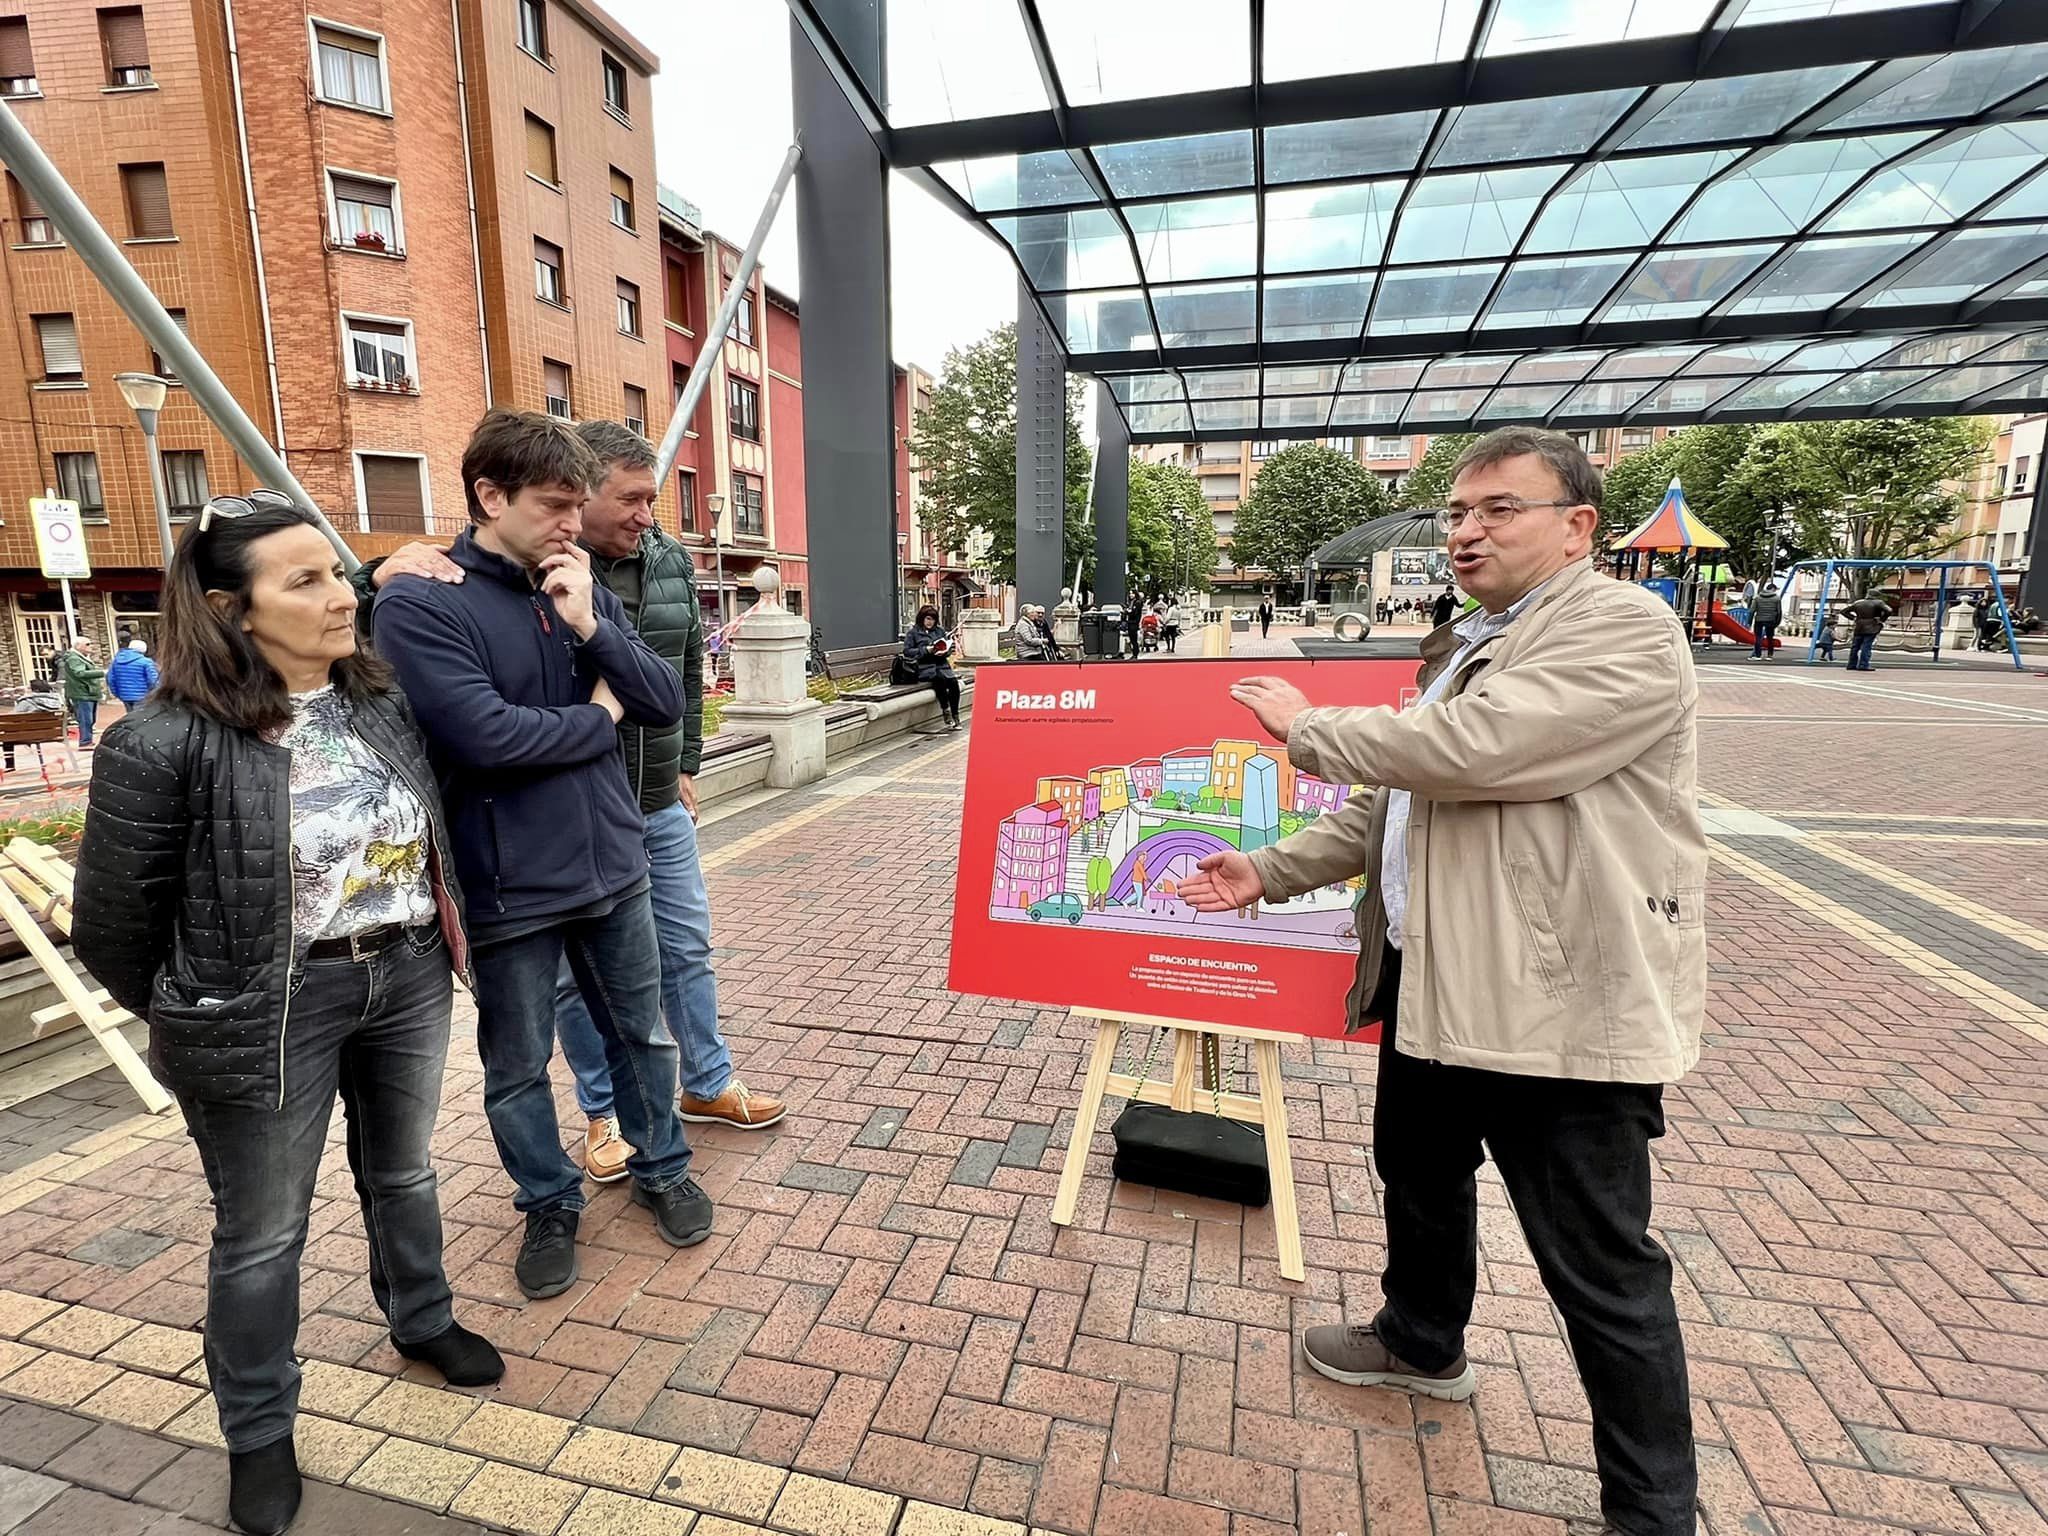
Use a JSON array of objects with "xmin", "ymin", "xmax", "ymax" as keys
[
  {"xmin": 1433, "ymin": 497, "xmax": 1579, "ymax": 534},
  {"xmin": 197, "ymin": 489, "xmax": 298, "ymax": 532}
]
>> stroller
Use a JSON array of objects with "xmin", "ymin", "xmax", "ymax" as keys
[{"xmin": 1139, "ymin": 609, "xmax": 1161, "ymax": 653}]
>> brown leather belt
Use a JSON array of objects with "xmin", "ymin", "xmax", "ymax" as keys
[{"xmin": 303, "ymin": 921, "xmax": 434, "ymax": 963}]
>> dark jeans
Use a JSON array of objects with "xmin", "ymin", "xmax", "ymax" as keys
[
  {"xmin": 472, "ymin": 887, "xmax": 691, "ymax": 1214},
  {"xmin": 73, "ymin": 697, "xmax": 96, "ymax": 747},
  {"xmin": 1367, "ymin": 948, "xmax": 1696, "ymax": 1536},
  {"xmin": 178, "ymin": 930, "xmax": 455, "ymax": 1452},
  {"xmin": 1847, "ymin": 632, "xmax": 1877, "ymax": 670},
  {"xmin": 1750, "ymin": 619, "xmax": 1777, "ymax": 656},
  {"xmin": 930, "ymin": 674, "xmax": 961, "ymax": 716}
]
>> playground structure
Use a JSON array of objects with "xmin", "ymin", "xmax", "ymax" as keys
[{"xmin": 1783, "ymin": 559, "xmax": 2024, "ymax": 669}]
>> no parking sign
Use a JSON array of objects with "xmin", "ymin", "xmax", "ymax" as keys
[{"xmin": 30, "ymin": 497, "xmax": 91, "ymax": 580}]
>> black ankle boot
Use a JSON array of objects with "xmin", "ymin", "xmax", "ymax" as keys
[
  {"xmin": 229, "ymin": 1435, "xmax": 302, "ymax": 1535},
  {"xmin": 393, "ymin": 1320, "xmax": 505, "ymax": 1387}
]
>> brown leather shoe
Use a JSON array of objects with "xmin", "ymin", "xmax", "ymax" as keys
[
  {"xmin": 677, "ymin": 1079, "xmax": 786, "ymax": 1130},
  {"xmin": 582, "ymin": 1116, "xmax": 632, "ymax": 1184},
  {"xmin": 1301, "ymin": 1323, "xmax": 1475, "ymax": 1401}
]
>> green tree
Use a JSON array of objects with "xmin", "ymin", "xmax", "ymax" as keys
[
  {"xmin": 1151, "ymin": 791, "xmax": 1180, "ymax": 811},
  {"xmin": 1231, "ymin": 443, "xmax": 1387, "ymax": 598},
  {"xmin": 1127, "ymin": 459, "xmax": 1218, "ymax": 596},
  {"xmin": 1717, "ymin": 426, "xmax": 1820, "ymax": 578},
  {"xmin": 908, "ymin": 323, "xmax": 1097, "ymax": 586},
  {"xmin": 1780, "ymin": 417, "xmax": 1991, "ymax": 593},
  {"xmin": 1393, "ymin": 434, "xmax": 1477, "ymax": 510}
]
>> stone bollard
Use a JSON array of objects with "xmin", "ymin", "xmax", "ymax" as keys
[
  {"xmin": 958, "ymin": 607, "xmax": 1000, "ymax": 665},
  {"xmin": 718, "ymin": 566, "xmax": 826, "ymax": 788},
  {"xmin": 1203, "ymin": 605, "xmax": 1232, "ymax": 657},
  {"xmin": 1052, "ymin": 589, "xmax": 1082, "ymax": 655}
]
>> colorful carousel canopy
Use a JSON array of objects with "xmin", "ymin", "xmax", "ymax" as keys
[{"xmin": 1608, "ymin": 478, "xmax": 1730, "ymax": 552}]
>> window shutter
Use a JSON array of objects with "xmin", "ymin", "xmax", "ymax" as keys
[
  {"xmin": 122, "ymin": 163, "xmax": 170, "ymax": 238},
  {"xmin": 100, "ymin": 7, "xmax": 146, "ymax": 69},
  {"xmin": 331, "ymin": 174, "xmax": 392, "ymax": 208},
  {"xmin": 361, "ymin": 456, "xmax": 425, "ymax": 529},
  {"xmin": 0, "ymin": 20, "xmax": 33, "ymax": 79},
  {"xmin": 12, "ymin": 174, "xmax": 44, "ymax": 221},
  {"xmin": 36, "ymin": 315, "xmax": 79, "ymax": 375},
  {"xmin": 525, "ymin": 115, "xmax": 556, "ymax": 183},
  {"xmin": 610, "ymin": 168, "xmax": 632, "ymax": 217},
  {"xmin": 545, "ymin": 360, "xmax": 569, "ymax": 397}
]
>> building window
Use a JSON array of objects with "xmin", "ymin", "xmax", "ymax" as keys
[
  {"xmin": 602, "ymin": 52, "xmax": 628, "ymax": 116},
  {"xmin": 677, "ymin": 470, "xmax": 696, "ymax": 531},
  {"xmin": 98, "ymin": 7, "xmax": 150, "ymax": 88},
  {"xmin": 623, "ymin": 384, "xmax": 646, "ymax": 438},
  {"xmin": 149, "ymin": 308, "xmax": 189, "ymax": 379},
  {"xmin": 357, "ymin": 454, "xmax": 429, "ymax": 533},
  {"xmin": 609, "ymin": 168, "xmax": 635, "ymax": 232},
  {"xmin": 733, "ymin": 291, "xmax": 755, "ymax": 345},
  {"xmin": 1368, "ymin": 435, "xmax": 1408, "ymax": 458},
  {"xmin": 54, "ymin": 453, "xmax": 103, "ymax": 517},
  {"xmin": 534, "ymin": 238, "xmax": 564, "ymax": 305},
  {"xmin": 162, "ymin": 451, "xmax": 207, "ymax": 519},
  {"xmin": 665, "ymin": 259, "xmax": 688, "ymax": 326},
  {"xmin": 616, "ymin": 279, "xmax": 641, "ymax": 338},
  {"xmin": 10, "ymin": 174, "xmax": 54, "ymax": 245},
  {"xmin": 728, "ymin": 378, "xmax": 760, "ymax": 443},
  {"xmin": 1324, "ymin": 435, "xmax": 1358, "ymax": 456},
  {"xmin": 1567, "ymin": 428, "xmax": 1598, "ymax": 453},
  {"xmin": 517, "ymin": 0, "xmax": 547, "ymax": 61},
  {"xmin": 312, "ymin": 22, "xmax": 384, "ymax": 111},
  {"xmin": 34, "ymin": 314, "xmax": 79, "ymax": 382},
  {"xmin": 120, "ymin": 162, "xmax": 171, "ymax": 239},
  {"xmin": 732, "ymin": 473, "xmax": 764, "ymax": 536},
  {"xmin": 329, "ymin": 172, "xmax": 398, "ymax": 252},
  {"xmin": 543, "ymin": 359, "xmax": 571, "ymax": 419},
  {"xmin": 343, "ymin": 314, "xmax": 415, "ymax": 390},
  {"xmin": 1251, "ymin": 439, "xmax": 1280, "ymax": 458},
  {"xmin": 2015, "ymin": 455, "xmax": 2033, "ymax": 496},
  {"xmin": 524, "ymin": 113, "xmax": 558, "ymax": 185},
  {"xmin": 1619, "ymin": 427, "xmax": 1652, "ymax": 451},
  {"xmin": 0, "ymin": 18, "xmax": 37, "ymax": 96}
]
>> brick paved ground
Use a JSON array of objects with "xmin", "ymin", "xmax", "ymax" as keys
[{"xmin": 4, "ymin": 659, "xmax": 2048, "ymax": 1536}]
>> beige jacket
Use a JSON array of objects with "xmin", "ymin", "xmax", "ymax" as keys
[{"xmin": 1248, "ymin": 559, "xmax": 1705, "ymax": 1083}]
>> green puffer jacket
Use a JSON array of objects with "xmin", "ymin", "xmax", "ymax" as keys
[
  {"xmin": 592, "ymin": 528, "xmax": 704, "ymax": 812},
  {"xmin": 347, "ymin": 530, "xmax": 705, "ymax": 814}
]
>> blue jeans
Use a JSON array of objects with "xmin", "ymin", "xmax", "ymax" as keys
[
  {"xmin": 178, "ymin": 930, "xmax": 455, "ymax": 1452},
  {"xmin": 73, "ymin": 697, "xmax": 96, "ymax": 747},
  {"xmin": 473, "ymin": 886, "xmax": 692, "ymax": 1213},
  {"xmin": 1848, "ymin": 633, "xmax": 1877, "ymax": 670},
  {"xmin": 556, "ymin": 803, "xmax": 729, "ymax": 1113},
  {"xmin": 1750, "ymin": 620, "xmax": 1777, "ymax": 657}
]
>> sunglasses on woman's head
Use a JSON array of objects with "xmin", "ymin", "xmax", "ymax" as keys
[{"xmin": 196, "ymin": 489, "xmax": 300, "ymax": 532}]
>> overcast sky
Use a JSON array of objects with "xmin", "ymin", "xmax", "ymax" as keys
[{"xmin": 609, "ymin": 0, "xmax": 1018, "ymax": 379}]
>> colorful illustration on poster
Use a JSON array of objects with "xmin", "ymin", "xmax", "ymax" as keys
[
  {"xmin": 990, "ymin": 739, "xmax": 1365, "ymax": 951},
  {"xmin": 1390, "ymin": 547, "xmax": 1453, "ymax": 586}
]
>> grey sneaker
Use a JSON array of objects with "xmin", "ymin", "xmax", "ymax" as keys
[{"xmin": 1301, "ymin": 1323, "xmax": 1476, "ymax": 1401}]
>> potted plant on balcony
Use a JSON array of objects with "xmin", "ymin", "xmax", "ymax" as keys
[{"xmin": 351, "ymin": 230, "xmax": 387, "ymax": 252}]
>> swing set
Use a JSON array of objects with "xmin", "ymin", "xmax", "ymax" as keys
[{"xmin": 1780, "ymin": 558, "xmax": 2024, "ymax": 669}]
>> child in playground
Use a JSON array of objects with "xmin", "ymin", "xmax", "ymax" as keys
[{"xmin": 1816, "ymin": 611, "xmax": 1839, "ymax": 661}]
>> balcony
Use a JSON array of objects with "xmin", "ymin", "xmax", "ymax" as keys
[
  {"xmin": 332, "ymin": 231, "xmax": 404, "ymax": 259},
  {"xmin": 350, "ymin": 375, "xmax": 418, "ymax": 396}
]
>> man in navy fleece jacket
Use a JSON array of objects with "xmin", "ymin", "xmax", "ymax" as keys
[{"xmin": 373, "ymin": 409, "xmax": 713, "ymax": 1300}]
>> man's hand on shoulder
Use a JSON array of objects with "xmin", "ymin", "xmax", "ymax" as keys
[
  {"xmin": 372, "ymin": 541, "xmax": 463, "ymax": 590},
  {"xmin": 540, "ymin": 544, "xmax": 600, "ymax": 640}
]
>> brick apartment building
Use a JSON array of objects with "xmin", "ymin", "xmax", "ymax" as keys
[
  {"xmin": 0, "ymin": 0, "xmax": 658, "ymax": 682},
  {"xmin": 1956, "ymin": 412, "xmax": 2038, "ymax": 598},
  {"xmin": 894, "ymin": 360, "xmax": 974, "ymax": 630}
]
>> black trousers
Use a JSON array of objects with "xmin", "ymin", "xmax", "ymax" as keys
[
  {"xmin": 930, "ymin": 674, "xmax": 961, "ymax": 716},
  {"xmin": 1367, "ymin": 947, "xmax": 1696, "ymax": 1536}
]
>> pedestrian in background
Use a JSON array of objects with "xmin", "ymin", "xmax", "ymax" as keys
[
  {"xmin": 1839, "ymin": 593, "xmax": 1893, "ymax": 672},
  {"xmin": 903, "ymin": 604, "xmax": 961, "ymax": 729},
  {"xmin": 1748, "ymin": 583, "xmax": 1783, "ymax": 660},
  {"xmin": 1258, "ymin": 596, "xmax": 1274, "ymax": 638},
  {"xmin": 105, "ymin": 628, "xmax": 161, "ymax": 704},
  {"xmin": 1162, "ymin": 600, "xmax": 1184, "ymax": 653},
  {"xmin": 1180, "ymin": 425, "xmax": 1702, "ymax": 1536},
  {"xmin": 74, "ymin": 493, "xmax": 502, "ymax": 1536},
  {"xmin": 57, "ymin": 634, "xmax": 105, "ymax": 748},
  {"xmin": 1430, "ymin": 589, "xmax": 1456, "ymax": 628}
]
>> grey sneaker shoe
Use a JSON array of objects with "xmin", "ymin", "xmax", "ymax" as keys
[{"xmin": 1301, "ymin": 1323, "xmax": 1476, "ymax": 1401}]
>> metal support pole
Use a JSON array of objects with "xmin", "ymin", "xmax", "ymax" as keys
[
  {"xmin": 1934, "ymin": 566, "xmax": 1948, "ymax": 663},
  {"xmin": 0, "ymin": 98, "xmax": 355, "ymax": 567},
  {"xmin": 1806, "ymin": 561, "xmax": 1834, "ymax": 664},
  {"xmin": 652, "ymin": 142, "xmax": 801, "ymax": 489},
  {"xmin": 58, "ymin": 579, "xmax": 76, "ymax": 647},
  {"xmin": 138, "ymin": 416, "xmax": 175, "ymax": 571}
]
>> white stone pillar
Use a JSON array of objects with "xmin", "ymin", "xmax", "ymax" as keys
[
  {"xmin": 720, "ymin": 573, "xmax": 827, "ymax": 787},
  {"xmin": 1052, "ymin": 588, "xmax": 1082, "ymax": 653},
  {"xmin": 958, "ymin": 607, "xmax": 1000, "ymax": 664}
]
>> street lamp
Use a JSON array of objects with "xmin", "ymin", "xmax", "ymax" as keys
[
  {"xmin": 705, "ymin": 492, "xmax": 727, "ymax": 629},
  {"xmin": 114, "ymin": 371, "xmax": 175, "ymax": 570},
  {"xmin": 896, "ymin": 532, "xmax": 909, "ymax": 631}
]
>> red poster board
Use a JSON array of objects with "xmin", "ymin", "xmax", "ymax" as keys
[{"xmin": 948, "ymin": 658, "xmax": 1414, "ymax": 1039}]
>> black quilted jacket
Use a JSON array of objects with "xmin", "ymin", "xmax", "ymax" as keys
[{"xmin": 72, "ymin": 688, "xmax": 469, "ymax": 1110}]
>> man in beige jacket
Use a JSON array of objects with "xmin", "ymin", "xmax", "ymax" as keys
[{"xmin": 1181, "ymin": 425, "xmax": 1704, "ymax": 1536}]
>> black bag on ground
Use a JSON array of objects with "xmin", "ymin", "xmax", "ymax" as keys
[{"xmin": 1110, "ymin": 1101, "xmax": 1270, "ymax": 1208}]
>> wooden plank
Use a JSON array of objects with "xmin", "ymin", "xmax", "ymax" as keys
[
  {"xmin": 1101, "ymin": 1072, "xmax": 1263, "ymax": 1123},
  {"xmin": 0, "ymin": 881, "xmax": 169, "ymax": 1114},
  {"xmin": 1074, "ymin": 1006, "xmax": 1307, "ymax": 1046},
  {"xmin": 31, "ymin": 989, "xmax": 119, "ymax": 1029},
  {"xmin": 1255, "ymin": 1037, "xmax": 1304, "ymax": 1282},
  {"xmin": 1051, "ymin": 1019, "xmax": 1121, "ymax": 1227},
  {"xmin": 7, "ymin": 839, "xmax": 76, "ymax": 900}
]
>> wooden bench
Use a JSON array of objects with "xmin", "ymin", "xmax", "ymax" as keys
[
  {"xmin": 0, "ymin": 710, "xmax": 75, "ymax": 787},
  {"xmin": 0, "ymin": 838, "xmax": 171, "ymax": 1113}
]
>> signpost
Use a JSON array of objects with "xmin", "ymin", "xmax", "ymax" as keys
[{"xmin": 30, "ymin": 494, "xmax": 90, "ymax": 644}]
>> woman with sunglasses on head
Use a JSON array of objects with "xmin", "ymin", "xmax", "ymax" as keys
[{"xmin": 73, "ymin": 492, "xmax": 500, "ymax": 1536}]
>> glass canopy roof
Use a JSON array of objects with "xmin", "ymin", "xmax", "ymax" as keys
[{"xmin": 789, "ymin": 0, "xmax": 2048, "ymax": 439}]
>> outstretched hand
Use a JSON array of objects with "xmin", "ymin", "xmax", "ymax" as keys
[
  {"xmin": 1229, "ymin": 676, "xmax": 1311, "ymax": 743},
  {"xmin": 1177, "ymin": 850, "xmax": 1266, "ymax": 913}
]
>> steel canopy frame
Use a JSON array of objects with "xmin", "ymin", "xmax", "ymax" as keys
[
  {"xmin": 1781, "ymin": 557, "xmax": 2024, "ymax": 668},
  {"xmin": 785, "ymin": 0, "xmax": 2048, "ymax": 443}
]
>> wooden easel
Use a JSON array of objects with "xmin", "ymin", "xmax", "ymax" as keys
[
  {"xmin": 1051, "ymin": 1008, "xmax": 1306, "ymax": 1283},
  {"xmin": 0, "ymin": 837, "xmax": 172, "ymax": 1114}
]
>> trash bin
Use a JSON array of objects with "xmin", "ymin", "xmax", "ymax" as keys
[{"xmin": 1079, "ymin": 610, "xmax": 1109, "ymax": 657}]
